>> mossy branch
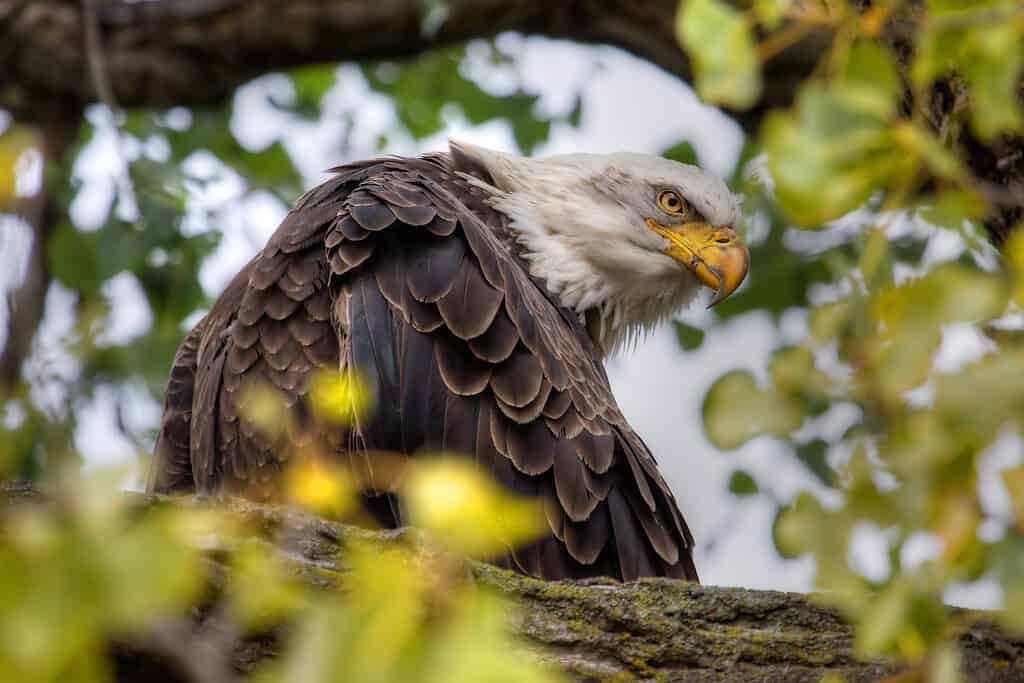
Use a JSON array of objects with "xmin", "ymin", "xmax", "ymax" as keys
[{"xmin": 5, "ymin": 482, "xmax": 1020, "ymax": 683}]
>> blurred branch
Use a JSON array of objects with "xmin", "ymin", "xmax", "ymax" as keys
[
  {"xmin": 83, "ymin": 0, "xmax": 138, "ymax": 226},
  {"xmin": 5, "ymin": 483, "xmax": 1021, "ymax": 683},
  {"xmin": 83, "ymin": 0, "xmax": 117, "ymax": 110},
  {"xmin": 0, "ymin": 0, "xmax": 825, "ymax": 130},
  {"xmin": 0, "ymin": 114, "xmax": 78, "ymax": 391}
]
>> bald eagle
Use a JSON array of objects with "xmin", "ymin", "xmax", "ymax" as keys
[{"xmin": 150, "ymin": 141, "xmax": 749, "ymax": 582}]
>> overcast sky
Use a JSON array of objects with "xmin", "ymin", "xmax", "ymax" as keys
[{"xmin": 35, "ymin": 36, "xmax": 1015, "ymax": 604}]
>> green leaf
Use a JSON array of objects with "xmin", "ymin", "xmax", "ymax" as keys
[
  {"xmin": 856, "ymin": 577, "xmax": 912, "ymax": 655},
  {"xmin": 774, "ymin": 491, "xmax": 849, "ymax": 563},
  {"xmin": 859, "ymin": 227, "xmax": 894, "ymax": 292},
  {"xmin": 672, "ymin": 320, "xmax": 705, "ymax": 351},
  {"xmin": 763, "ymin": 41, "xmax": 916, "ymax": 227},
  {"xmin": 771, "ymin": 506, "xmax": 800, "ymax": 559},
  {"xmin": 677, "ymin": 0, "xmax": 761, "ymax": 109},
  {"xmin": 879, "ymin": 264, "xmax": 1007, "ymax": 330},
  {"xmin": 288, "ymin": 65, "xmax": 339, "ymax": 121},
  {"xmin": 49, "ymin": 222, "xmax": 101, "ymax": 293},
  {"xmin": 915, "ymin": 190, "xmax": 987, "ymax": 231},
  {"xmin": 567, "ymin": 94, "xmax": 584, "ymax": 128},
  {"xmin": 728, "ymin": 470, "xmax": 759, "ymax": 496},
  {"xmin": 914, "ymin": 5, "xmax": 1024, "ymax": 140},
  {"xmin": 161, "ymin": 108, "xmax": 302, "ymax": 198},
  {"xmin": 795, "ymin": 439, "xmax": 836, "ymax": 487},
  {"xmin": 365, "ymin": 46, "xmax": 554, "ymax": 154},
  {"xmin": 964, "ymin": 29, "xmax": 1024, "ymax": 139},
  {"xmin": 662, "ymin": 140, "xmax": 700, "ymax": 166},
  {"xmin": 837, "ymin": 41, "xmax": 901, "ymax": 121},
  {"xmin": 702, "ymin": 369, "xmax": 804, "ymax": 449}
]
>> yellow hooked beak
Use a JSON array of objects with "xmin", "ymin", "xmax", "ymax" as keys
[{"xmin": 646, "ymin": 219, "xmax": 750, "ymax": 307}]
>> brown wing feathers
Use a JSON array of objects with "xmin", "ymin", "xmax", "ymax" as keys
[
  {"xmin": 151, "ymin": 155, "xmax": 698, "ymax": 582},
  {"xmin": 322, "ymin": 160, "xmax": 696, "ymax": 581}
]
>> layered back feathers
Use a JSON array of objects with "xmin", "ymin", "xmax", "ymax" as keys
[{"xmin": 151, "ymin": 148, "xmax": 700, "ymax": 582}]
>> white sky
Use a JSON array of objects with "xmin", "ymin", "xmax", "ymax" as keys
[{"xmin": 21, "ymin": 36, "xmax": 1014, "ymax": 605}]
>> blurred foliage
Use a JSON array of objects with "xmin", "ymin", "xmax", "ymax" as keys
[
  {"xmin": 362, "ymin": 44, "xmax": 574, "ymax": 154},
  {"xmin": 0, "ymin": 477, "xmax": 212, "ymax": 681},
  {"xmin": 0, "ymin": 124, "xmax": 38, "ymax": 212},
  {"xmin": 674, "ymin": 1, "xmax": 1024, "ymax": 680},
  {"xmin": 0, "ymin": 1, "xmax": 1023, "ymax": 681},
  {"xmin": 0, "ymin": 372, "xmax": 556, "ymax": 683}
]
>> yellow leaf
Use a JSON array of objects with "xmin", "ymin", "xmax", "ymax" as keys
[
  {"xmin": 0, "ymin": 126, "xmax": 37, "ymax": 212},
  {"xmin": 228, "ymin": 541, "xmax": 305, "ymax": 629},
  {"xmin": 935, "ymin": 494, "xmax": 978, "ymax": 561},
  {"xmin": 404, "ymin": 457, "xmax": 545, "ymax": 558},
  {"xmin": 237, "ymin": 379, "xmax": 290, "ymax": 441},
  {"xmin": 285, "ymin": 459, "xmax": 356, "ymax": 519},
  {"xmin": 308, "ymin": 369, "xmax": 373, "ymax": 425}
]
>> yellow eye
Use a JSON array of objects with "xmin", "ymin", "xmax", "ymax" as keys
[{"xmin": 657, "ymin": 190, "xmax": 687, "ymax": 215}]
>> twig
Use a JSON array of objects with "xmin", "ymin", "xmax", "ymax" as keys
[
  {"xmin": 82, "ymin": 0, "xmax": 138, "ymax": 220},
  {"xmin": 758, "ymin": 20, "xmax": 818, "ymax": 63}
]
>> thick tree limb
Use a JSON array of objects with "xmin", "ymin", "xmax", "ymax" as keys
[
  {"xmin": 0, "ymin": 0, "xmax": 824, "ymax": 129},
  {"xmin": 5, "ymin": 483, "xmax": 1019, "ymax": 683}
]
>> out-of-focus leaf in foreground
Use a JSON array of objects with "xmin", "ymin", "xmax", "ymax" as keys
[
  {"xmin": 405, "ymin": 457, "xmax": 546, "ymax": 559},
  {"xmin": 0, "ymin": 473, "xmax": 214, "ymax": 682}
]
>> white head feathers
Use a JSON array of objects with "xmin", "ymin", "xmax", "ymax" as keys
[{"xmin": 449, "ymin": 140, "xmax": 741, "ymax": 355}]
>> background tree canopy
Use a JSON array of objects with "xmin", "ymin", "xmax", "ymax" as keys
[{"xmin": 2, "ymin": 1, "xmax": 1024, "ymax": 681}]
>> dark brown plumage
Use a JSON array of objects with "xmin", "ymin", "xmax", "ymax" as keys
[{"xmin": 150, "ymin": 151, "xmax": 699, "ymax": 582}]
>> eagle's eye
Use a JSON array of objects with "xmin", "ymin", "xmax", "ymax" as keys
[{"xmin": 657, "ymin": 190, "xmax": 687, "ymax": 215}]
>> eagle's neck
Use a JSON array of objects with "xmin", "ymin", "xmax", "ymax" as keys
[
  {"xmin": 496, "ymin": 194, "xmax": 699, "ymax": 354},
  {"xmin": 449, "ymin": 141, "xmax": 701, "ymax": 355}
]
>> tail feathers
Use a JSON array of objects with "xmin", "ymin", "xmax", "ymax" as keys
[{"xmin": 150, "ymin": 321, "xmax": 204, "ymax": 494}]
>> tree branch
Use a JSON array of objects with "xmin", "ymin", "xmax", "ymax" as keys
[
  {"xmin": 0, "ymin": 0, "xmax": 825, "ymax": 130},
  {"xmin": 5, "ymin": 484, "xmax": 1017, "ymax": 683}
]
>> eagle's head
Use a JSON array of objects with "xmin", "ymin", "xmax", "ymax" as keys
[{"xmin": 450, "ymin": 140, "xmax": 749, "ymax": 354}]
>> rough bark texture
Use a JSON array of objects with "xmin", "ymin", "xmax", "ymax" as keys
[
  {"xmin": 5, "ymin": 483, "xmax": 1020, "ymax": 683},
  {"xmin": 0, "ymin": 0, "xmax": 825, "ymax": 126}
]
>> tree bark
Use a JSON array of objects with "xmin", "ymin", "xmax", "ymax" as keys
[
  {"xmin": 0, "ymin": 0, "xmax": 825, "ymax": 127},
  {"xmin": 5, "ymin": 483, "xmax": 1018, "ymax": 683}
]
